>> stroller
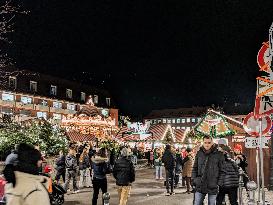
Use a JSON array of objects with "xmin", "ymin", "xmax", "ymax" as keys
[
  {"xmin": 0, "ymin": 175, "xmax": 6, "ymax": 205},
  {"xmin": 43, "ymin": 165, "xmax": 66, "ymax": 205}
]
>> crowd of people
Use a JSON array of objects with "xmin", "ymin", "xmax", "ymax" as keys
[
  {"xmin": 2, "ymin": 142, "xmax": 135, "ymax": 205},
  {"xmin": 147, "ymin": 136, "xmax": 248, "ymax": 205},
  {"xmin": 1, "ymin": 137, "xmax": 248, "ymax": 205}
]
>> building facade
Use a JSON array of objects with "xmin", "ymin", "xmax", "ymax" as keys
[
  {"xmin": 144, "ymin": 107, "xmax": 246, "ymax": 133},
  {"xmin": 0, "ymin": 67, "xmax": 118, "ymax": 124}
]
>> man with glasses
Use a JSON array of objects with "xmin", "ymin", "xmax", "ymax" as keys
[{"xmin": 192, "ymin": 136, "xmax": 225, "ymax": 205}]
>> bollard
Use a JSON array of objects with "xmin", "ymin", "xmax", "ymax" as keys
[
  {"xmin": 247, "ymin": 181, "xmax": 257, "ymax": 205},
  {"xmin": 238, "ymin": 168, "xmax": 245, "ymax": 205},
  {"xmin": 103, "ymin": 192, "xmax": 110, "ymax": 205}
]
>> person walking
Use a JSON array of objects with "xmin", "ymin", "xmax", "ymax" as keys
[
  {"xmin": 154, "ymin": 148, "xmax": 164, "ymax": 180},
  {"xmin": 63, "ymin": 145, "xmax": 79, "ymax": 193},
  {"xmin": 216, "ymin": 145, "xmax": 239, "ymax": 205},
  {"xmin": 192, "ymin": 136, "xmax": 225, "ymax": 205},
  {"xmin": 55, "ymin": 150, "xmax": 66, "ymax": 184},
  {"xmin": 91, "ymin": 148, "xmax": 111, "ymax": 205},
  {"xmin": 162, "ymin": 144, "xmax": 176, "ymax": 196},
  {"xmin": 174, "ymin": 149, "xmax": 183, "ymax": 187},
  {"xmin": 79, "ymin": 148, "xmax": 91, "ymax": 188},
  {"xmin": 4, "ymin": 143, "xmax": 50, "ymax": 205},
  {"xmin": 113, "ymin": 148, "xmax": 135, "ymax": 205},
  {"xmin": 182, "ymin": 147, "xmax": 194, "ymax": 193}
]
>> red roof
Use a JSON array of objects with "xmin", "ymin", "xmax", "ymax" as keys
[
  {"xmin": 66, "ymin": 131, "xmax": 96, "ymax": 142},
  {"xmin": 147, "ymin": 124, "xmax": 186, "ymax": 142}
]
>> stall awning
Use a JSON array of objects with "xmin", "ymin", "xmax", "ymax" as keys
[{"xmin": 66, "ymin": 131, "xmax": 96, "ymax": 142}]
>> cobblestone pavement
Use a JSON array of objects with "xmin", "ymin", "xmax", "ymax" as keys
[{"xmin": 64, "ymin": 168, "xmax": 273, "ymax": 205}]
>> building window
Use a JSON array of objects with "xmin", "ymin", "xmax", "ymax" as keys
[
  {"xmin": 167, "ymin": 119, "xmax": 171, "ymax": 123},
  {"xmin": 192, "ymin": 118, "xmax": 196, "ymax": 123},
  {"xmin": 39, "ymin": 99, "xmax": 48, "ymax": 106},
  {"xmin": 30, "ymin": 81, "xmax": 37, "ymax": 92},
  {"xmin": 53, "ymin": 113, "xmax": 62, "ymax": 120},
  {"xmin": 53, "ymin": 101, "xmax": 62, "ymax": 109},
  {"xmin": 1, "ymin": 107, "xmax": 13, "ymax": 114},
  {"xmin": 9, "ymin": 76, "xmax": 17, "ymax": 89},
  {"xmin": 20, "ymin": 110, "xmax": 31, "ymax": 116},
  {"xmin": 172, "ymin": 127, "xmax": 176, "ymax": 130},
  {"xmin": 21, "ymin": 96, "xmax": 32, "ymax": 104},
  {"xmin": 187, "ymin": 118, "xmax": 191, "ymax": 123},
  {"xmin": 106, "ymin": 98, "xmax": 111, "ymax": 107},
  {"xmin": 81, "ymin": 92, "xmax": 86, "ymax": 102},
  {"xmin": 182, "ymin": 127, "xmax": 186, "ymax": 130},
  {"xmin": 50, "ymin": 85, "xmax": 57, "ymax": 96},
  {"xmin": 93, "ymin": 95, "xmax": 98, "ymax": 104},
  {"xmin": 177, "ymin": 119, "xmax": 181, "ymax": 123},
  {"xmin": 163, "ymin": 119, "xmax": 166, "ymax": 123},
  {"xmin": 2, "ymin": 93, "xmax": 14, "ymax": 101},
  {"xmin": 37, "ymin": 112, "xmax": 47, "ymax": 119},
  {"xmin": 67, "ymin": 103, "xmax": 75, "ymax": 110},
  {"xmin": 172, "ymin": 119, "xmax": 176, "ymax": 124},
  {"xmin": 66, "ymin": 89, "xmax": 72, "ymax": 99},
  {"xmin": 176, "ymin": 126, "xmax": 180, "ymax": 129}
]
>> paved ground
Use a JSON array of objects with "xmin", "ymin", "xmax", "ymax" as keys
[
  {"xmin": 64, "ymin": 168, "xmax": 273, "ymax": 205},
  {"xmin": 64, "ymin": 168, "xmax": 193, "ymax": 205}
]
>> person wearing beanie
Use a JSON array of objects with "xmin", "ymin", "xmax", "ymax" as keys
[
  {"xmin": 162, "ymin": 144, "xmax": 176, "ymax": 196},
  {"xmin": 113, "ymin": 148, "xmax": 135, "ymax": 205},
  {"xmin": 216, "ymin": 145, "xmax": 239, "ymax": 205},
  {"xmin": 233, "ymin": 144, "xmax": 249, "ymax": 189},
  {"xmin": 182, "ymin": 147, "xmax": 194, "ymax": 194},
  {"xmin": 4, "ymin": 143, "xmax": 50, "ymax": 205}
]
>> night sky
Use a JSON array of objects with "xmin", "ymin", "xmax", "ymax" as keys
[{"xmin": 9, "ymin": 0, "xmax": 273, "ymax": 116}]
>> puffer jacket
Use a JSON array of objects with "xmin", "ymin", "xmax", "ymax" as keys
[
  {"xmin": 5, "ymin": 171, "xmax": 50, "ymax": 205},
  {"xmin": 113, "ymin": 156, "xmax": 135, "ymax": 186},
  {"xmin": 222, "ymin": 154, "xmax": 239, "ymax": 188},
  {"xmin": 192, "ymin": 144, "xmax": 225, "ymax": 195},
  {"xmin": 55, "ymin": 155, "xmax": 65, "ymax": 172},
  {"xmin": 91, "ymin": 156, "xmax": 110, "ymax": 179},
  {"xmin": 65, "ymin": 154, "xmax": 78, "ymax": 171}
]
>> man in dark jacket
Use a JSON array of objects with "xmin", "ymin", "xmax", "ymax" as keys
[
  {"xmin": 162, "ymin": 144, "xmax": 176, "ymax": 195},
  {"xmin": 63, "ymin": 146, "xmax": 79, "ymax": 193},
  {"xmin": 192, "ymin": 136, "xmax": 225, "ymax": 205},
  {"xmin": 113, "ymin": 148, "xmax": 135, "ymax": 205}
]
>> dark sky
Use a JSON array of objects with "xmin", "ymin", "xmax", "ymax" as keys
[{"xmin": 9, "ymin": 0, "xmax": 273, "ymax": 116}]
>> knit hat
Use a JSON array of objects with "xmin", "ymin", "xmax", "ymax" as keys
[
  {"xmin": 234, "ymin": 144, "xmax": 242, "ymax": 151},
  {"xmin": 218, "ymin": 138, "xmax": 228, "ymax": 146}
]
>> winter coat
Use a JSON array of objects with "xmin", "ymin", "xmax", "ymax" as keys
[
  {"xmin": 91, "ymin": 156, "xmax": 110, "ymax": 179},
  {"xmin": 182, "ymin": 154, "xmax": 194, "ymax": 177},
  {"xmin": 162, "ymin": 150, "xmax": 176, "ymax": 171},
  {"xmin": 55, "ymin": 155, "xmax": 66, "ymax": 172},
  {"xmin": 154, "ymin": 152, "xmax": 162, "ymax": 167},
  {"xmin": 79, "ymin": 155, "xmax": 90, "ymax": 170},
  {"xmin": 113, "ymin": 156, "xmax": 135, "ymax": 186},
  {"xmin": 192, "ymin": 144, "xmax": 225, "ymax": 195},
  {"xmin": 222, "ymin": 154, "xmax": 239, "ymax": 188},
  {"xmin": 5, "ymin": 171, "xmax": 50, "ymax": 205},
  {"xmin": 65, "ymin": 154, "xmax": 78, "ymax": 171},
  {"xmin": 175, "ymin": 153, "xmax": 183, "ymax": 174}
]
